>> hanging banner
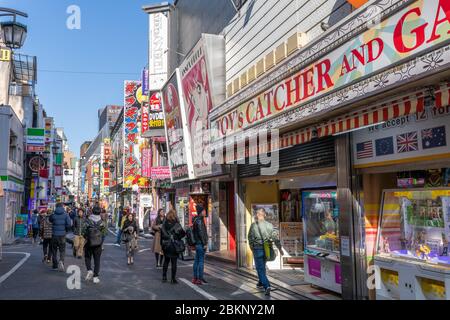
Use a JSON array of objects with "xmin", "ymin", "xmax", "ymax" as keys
[
  {"xmin": 123, "ymin": 81, "xmax": 145, "ymax": 189},
  {"xmin": 161, "ymin": 70, "xmax": 194, "ymax": 182},
  {"xmin": 142, "ymin": 101, "xmax": 150, "ymax": 134},
  {"xmin": 142, "ymin": 68, "xmax": 149, "ymax": 96},
  {"xmin": 149, "ymin": 11, "xmax": 169, "ymax": 91},
  {"xmin": 102, "ymin": 139, "xmax": 111, "ymax": 192},
  {"xmin": 180, "ymin": 36, "xmax": 214, "ymax": 178},
  {"xmin": 142, "ymin": 148, "xmax": 152, "ymax": 178},
  {"xmin": 212, "ymin": 0, "xmax": 450, "ymax": 141}
]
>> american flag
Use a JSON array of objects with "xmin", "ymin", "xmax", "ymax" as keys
[
  {"xmin": 397, "ymin": 131, "xmax": 418, "ymax": 153},
  {"xmin": 356, "ymin": 141, "xmax": 373, "ymax": 159}
]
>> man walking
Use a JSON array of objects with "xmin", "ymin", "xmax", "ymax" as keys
[
  {"xmin": 115, "ymin": 206, "xmax": 124, "ymax": 245},
  {"xmin": 248, "ymin": 208, "xmax": 279, "ymax": 296},
  {"xmin": 192, "ymin": 205, "xmax": 208, "ymax": 285},
  {"xmin": 49, "ymin": 203, "xmax": 72, "ymax": 271},
  {"xmin": 83, "ymin": 205, "xmax": 107, "ymax": 284}
]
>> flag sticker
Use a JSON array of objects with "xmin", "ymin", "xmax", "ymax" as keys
[
  {"xmin": 397, "ymin": 131, "xmax": 418, "ymax": 153},
  {"xmin": 375, "ymin": 137, "xmax": 394, "ymax": 156},
  {"xmin": 422, "ymin": 126, "xmax": 447, "ymax": 149},
  {"xmin": 356, "ymin": 141, "xmax": 373, "ymax": 159}
]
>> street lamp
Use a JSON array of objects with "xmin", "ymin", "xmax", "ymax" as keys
[{"xmin": 0, "ymin": 8, "xmax": 28, "ymax": 49}]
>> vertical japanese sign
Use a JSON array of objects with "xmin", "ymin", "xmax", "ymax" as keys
[
  {"xmin": 123, "ymin": 81, "xmax": 143, "ymax": 189},
  {"xmin": 142, "ymin": 68, "xmax": 149, "ymax": 96},
  {"xmin": 102, "ymin": 138, "xmax": 111, "ymax": 193},
  {"xmin": 44, "ymin": 118, "xmax": 54, "ymax": 153},
  {"xmin": 161, "ymin": 70, "xmax": 193, "ymax": 182},
  {"xmin": 180, "ymin": 38, "xmax": 213, "ymax": 177},
  {"xmin": 141, "ymin": 148, "xmax": 152, "ymax": 178},
  {"xmin": 149, "ymin": 92, "xmax": 165, "ymax": 129},
  {"xmin": 149, "ymin": 11, "xmax": 169, "ymax": 91}
]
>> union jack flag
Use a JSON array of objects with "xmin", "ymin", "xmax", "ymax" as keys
[{"xmin": 397, "ymin": 131, "xmax": 418, "ymax": 153}]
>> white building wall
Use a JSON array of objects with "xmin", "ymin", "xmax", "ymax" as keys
[{"xmin": 224, "ymin": 0, "xmax": 352, "ymax": 84}]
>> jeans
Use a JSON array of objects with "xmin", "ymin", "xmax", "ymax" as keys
[
  {"xmin": 193, "ymin": 244, "xmax": 205, "ymax": 280},
  {"xmin": 51, "ymin": 236, "xmax": 66, "ymax": 268},
  {"xmin": 116, "ymin": 229, "xmax": 122, "ymax": 244},
  {"xmin": 163, "ymin": 257, "xmax": 178, "ymax": 280},
  {"xmin": 253, "ymin": 248, "xmax": 270, "ymax": 289},
  {"xmin": 85, "ymin": 245, "xmax": 102, "ymax": 277}
]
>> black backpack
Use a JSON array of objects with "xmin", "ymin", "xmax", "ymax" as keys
[
  {"xmin": 185, "ymin": 226, "xmax": 196, "ymax": 246},
  {"xmin": 87, "ymin": 219, "xmax": 103, "ymax": 247}
]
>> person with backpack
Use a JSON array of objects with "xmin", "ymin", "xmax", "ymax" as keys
[
  {"xmin": 151, "ymin": 209, "xmax": 165, "ymax": 268},
  {"xmin": 248, "ymin": 208, "xmax": 281, "ymax": 296},
  {"xmin": 73, "ymin": 208, "xmax": 86, "ymax": 259},
  {"xmin": 31, "ymin": 210, "xmax": 40, "ymax": 245},
  {"xmin": 160, "ymin": 210, "xmax": 186, "ymax": 284},
  {"xmin": 39, "ymin": 209, "xmax": 53, "ymax": 263},
  {"xmin": 122, "ymin": 213, "xmax": 139, "ymax": 265},
  {"xmin": 49, "ymin": 203, "xmax": 72, "ymax": 271},
  {"xmin": 82, "ymin": 206, "xmax": 107, "ymax": 284},
  {"xmin": 191, "ymin": 205, "xmax": 208, "ymax": 285}
]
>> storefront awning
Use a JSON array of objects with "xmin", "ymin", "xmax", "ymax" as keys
[
  {"xmin": 436, "ymin": 82, "xmax": 450, "ymax": 109},
  {"xmin": 280, "ymin": 91, "xmax": 426, "ymax": 149}
]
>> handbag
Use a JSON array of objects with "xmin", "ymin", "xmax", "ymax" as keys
[{"xmin": 257, "ymin": 222, "xmax": 277, "ymax": 262}]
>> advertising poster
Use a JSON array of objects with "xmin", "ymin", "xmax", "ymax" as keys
[
  {"xmin": 123, "ymin": 81, "xmax": 149, "ymax": 189},
  {"xmin": 180, "ymin": 39, "xmax": 213, "ymax": 177},
  {"xmin": 149, "ymin": 92, "xmax": 165, "ymax": 130},
  {"xmin": 280, "ymin": 222, "xmax": 303, "ymax": 257},
  {"xmin": 161, "ymin": 70, "xmax": 192, "ymax": 182},
  {"xmin": 141, "ymin": 148, "xmax": 152, "ymax": 178}
]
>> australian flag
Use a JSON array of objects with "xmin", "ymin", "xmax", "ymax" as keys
[
  {"xmin": 397, "ymin": 131, "xmax": 418, "ymax": 153},
  {"xmin": 422, "ymin": 126, "xmax": 447, "ymax": 149},
  {"xmin": 376, "ymin": 137, "xmax": 394, "ymax": 156}
]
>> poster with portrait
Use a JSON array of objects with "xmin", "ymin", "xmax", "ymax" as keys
[
  {"xmin": 161, "ymin": 70, "xmax": 194, "ymax": 182},
  {"xmin": 180, "ymin": 38, "xmax": 213, "ymax": 177}
]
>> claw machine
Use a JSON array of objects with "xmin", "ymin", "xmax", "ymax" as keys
[
  {"xmin": 302, "ymin": 190, "xmax": 342, "ymax": 294},
  {"xmin": 375, "ymin": 188, "xmax": 450, "ymax": 300}
]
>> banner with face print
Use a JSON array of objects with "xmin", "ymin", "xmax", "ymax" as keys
[
  {"xmin": 161, "ymin": 70, "xmax": 193, "ymax": 182},
  {"xmin": 180, "ymin": 38, "xmax": 213, "ymax": 177}
]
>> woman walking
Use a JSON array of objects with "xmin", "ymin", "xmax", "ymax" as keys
[
  {"xmin": 122, "ymin": 213, "xmax": 139, "ymax": 265},
  {"xmin": 31, "ymin": 210, "xmax": 40, "ymax": 244},
  {"xmin": 151, "ymin": 209, "xmax": 165, "ymax": 268},
  {"xmin": 160, "ymin": 210, "xmax": 185, "ymax": 284},
  {"xmin": 73, "ymin": 208, "xmax": 86, "ymax": 259},
  {"xmin": 39, "ymin": 209, "xmax": 53, "ymax": 263}
]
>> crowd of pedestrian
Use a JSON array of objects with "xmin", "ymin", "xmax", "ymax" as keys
[{"xmin": 30, "ymin": 201, "xmax": 278, "ymax": 296}]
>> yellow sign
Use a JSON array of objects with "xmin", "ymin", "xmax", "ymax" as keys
[{"xmin": 0, "ymin": 48, "xmax": 11, "ymax": 62}]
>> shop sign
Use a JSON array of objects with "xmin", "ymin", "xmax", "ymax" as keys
[
  {"xmin": 0, "ymin": 180, "xmax": 4, "ymax": 197},
  {"xmin": 161, "ymin": 69, "xmax": 194, "ymax": 182},
  {"xmin": 26, "ymin": 128, "xmax": 45, "ymax": 152},
  {"xmin": 140, "ymin": 194, "xmax": 153, "ymax": 208},
  {"xmin": 179, "ymin": 36, "xmax": 216, "ymax": 178},
  {"xmin": 0, "ymin": 47, "xmax": 11, "ymax": 61},
  {"xmin": 149, "ymin": 92, "xmax": 165, "ymax": 129},
  {"xmin": 142, "ymin": 148, "xmax": 152, "ymax": 178},
  {"xmin": 353, "ymin": 104, "xmax": 450, "ymax": 168},
  {"xmin": 44, "ymin": 118, "xmax": 53, "ymax": 144},
  {"xmin": 123, "ymin": 81, "xmax": 145, "ymax": 188},
  {"xmin": 142, "ymin": 68, "xmax": 149, "ymax": 96},
  {"xmin": 308, "ymin": 257, "xmax": 322, "ymax": 278},
  {"xmin": 212, "ymin": 0, "xmax": 450, "ymax": 141},
  {"xmin": 150, "ymin": 166, "xmax": 170, "ymax": 180},
  {"xmin": 142, "ymin": 101, "xmax": 149, "ymax": 134},
  {"xmin": 149, "ymin": 11, "xmax": 169, "ymax": 91},
  {"xmin": 102, "ymin": 139, "xmax": 111, "ymax": 190},
  {"xmin": 0, "ymin": 176, "xmax": 24, "ymax": 193}
]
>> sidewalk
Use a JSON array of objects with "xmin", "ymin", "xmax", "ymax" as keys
[{"xmin": 206, "ymin": 256, "xmax": 342, "ymax": 300}]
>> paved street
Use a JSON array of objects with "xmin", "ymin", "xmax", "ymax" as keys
[{"xmin": 0, "ymin": 232, "xmax": 305, "ymax": 300}]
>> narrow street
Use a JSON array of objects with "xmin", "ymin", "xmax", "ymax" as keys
[{"xmin": 0, "ymin": 232, "xmax": 305, "ymax": 300}]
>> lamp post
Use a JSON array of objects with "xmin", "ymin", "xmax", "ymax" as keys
[{"xmin": 0, "ymin": 8, "xmax": 28, "ymax": 49}]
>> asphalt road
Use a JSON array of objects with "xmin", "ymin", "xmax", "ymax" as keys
[{"xmin": 0, "ymin": 232, "xmax": 301, "ymax": 300}]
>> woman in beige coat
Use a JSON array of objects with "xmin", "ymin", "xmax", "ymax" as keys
[{"xmin": 152, "ymin": 209, "xmax": 165, "ymax": 268}]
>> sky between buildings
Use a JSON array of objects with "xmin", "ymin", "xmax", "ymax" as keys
[{"xmin": 2, "ymin": 0, "xmax": 157, "ymax": 156}]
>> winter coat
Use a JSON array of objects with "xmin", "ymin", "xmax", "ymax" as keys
[
  {"xmin": 73, "ymin": 216, "xmax": 86, "ymax": 236},
  {"xmin": 39, "ymin": 216, "xmax": 53, "ymax": 239},
  {"xmin": 49, "ymin": 207, "xmax": 72, "ymax": 237},
  {"xmin": 151, "ymin": 217, "xmax": 163, "ymax": 254},
  {"xmin": 160, "ymin": 220, "xmax": 186, "ymax": 258},
  {"xmin": 122, "ymin": 219, "xmax": 138, "ymax": 243},
  {"xmin": 248, "ymin": 220, "xmax": 277, "ymax": 250},
  {"xmin": 193, "ymin": 216, "xmax": 208, "ymax": 246},
  {"xmin": 82, "ymin": 214, "xmax": 107, "ymax": 242}
]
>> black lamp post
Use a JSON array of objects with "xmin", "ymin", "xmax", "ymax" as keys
[{"xmin": 0, "ymin": 8, "xmax": 28, "ymax": 49}]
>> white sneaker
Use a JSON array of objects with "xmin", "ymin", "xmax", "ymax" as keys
[
  {"xmin": 93, "ymin": 277, "xmax": 100, "ymax": 284},
  {"xmin": 58, "ymin": 261, "xmax": 65, "ymax": 272},
  {"xmin": 85, "ymin": 270, "xmax": 94, "ymax": 281}
]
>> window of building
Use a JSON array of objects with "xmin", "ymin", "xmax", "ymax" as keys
[{"xmin": 9, "ymin": 131, "xmax": 17, "ymax": 163}]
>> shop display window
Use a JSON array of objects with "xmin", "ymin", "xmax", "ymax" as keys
[
  {"xmin": 302, "ymin": 190, "xmax": 339, "ymax": 254},
  {"xmin": 377, "ymin": 188, "xmax": 450, "ymax": 266}
]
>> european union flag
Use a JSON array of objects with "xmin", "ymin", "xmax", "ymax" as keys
[
  {"xmin": 375, "ymin": 137, "xmax": 394, "ymax": 156},
  {"xmin": 422, "ymin": 126, "xmax": 447, "ymax": 149}
]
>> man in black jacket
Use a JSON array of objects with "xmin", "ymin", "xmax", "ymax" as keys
[
  {"xmin": 192, "ymin": 205, "xmax": 208, "ymax": 285},
  {"xmin": 49, "ymin": 203, "xmax": 72, "ymax": 271}
]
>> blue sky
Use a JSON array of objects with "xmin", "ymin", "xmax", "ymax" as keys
[{"xmin": 2, "ymin": 0, "xmax": 157, "ymax": 156}]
